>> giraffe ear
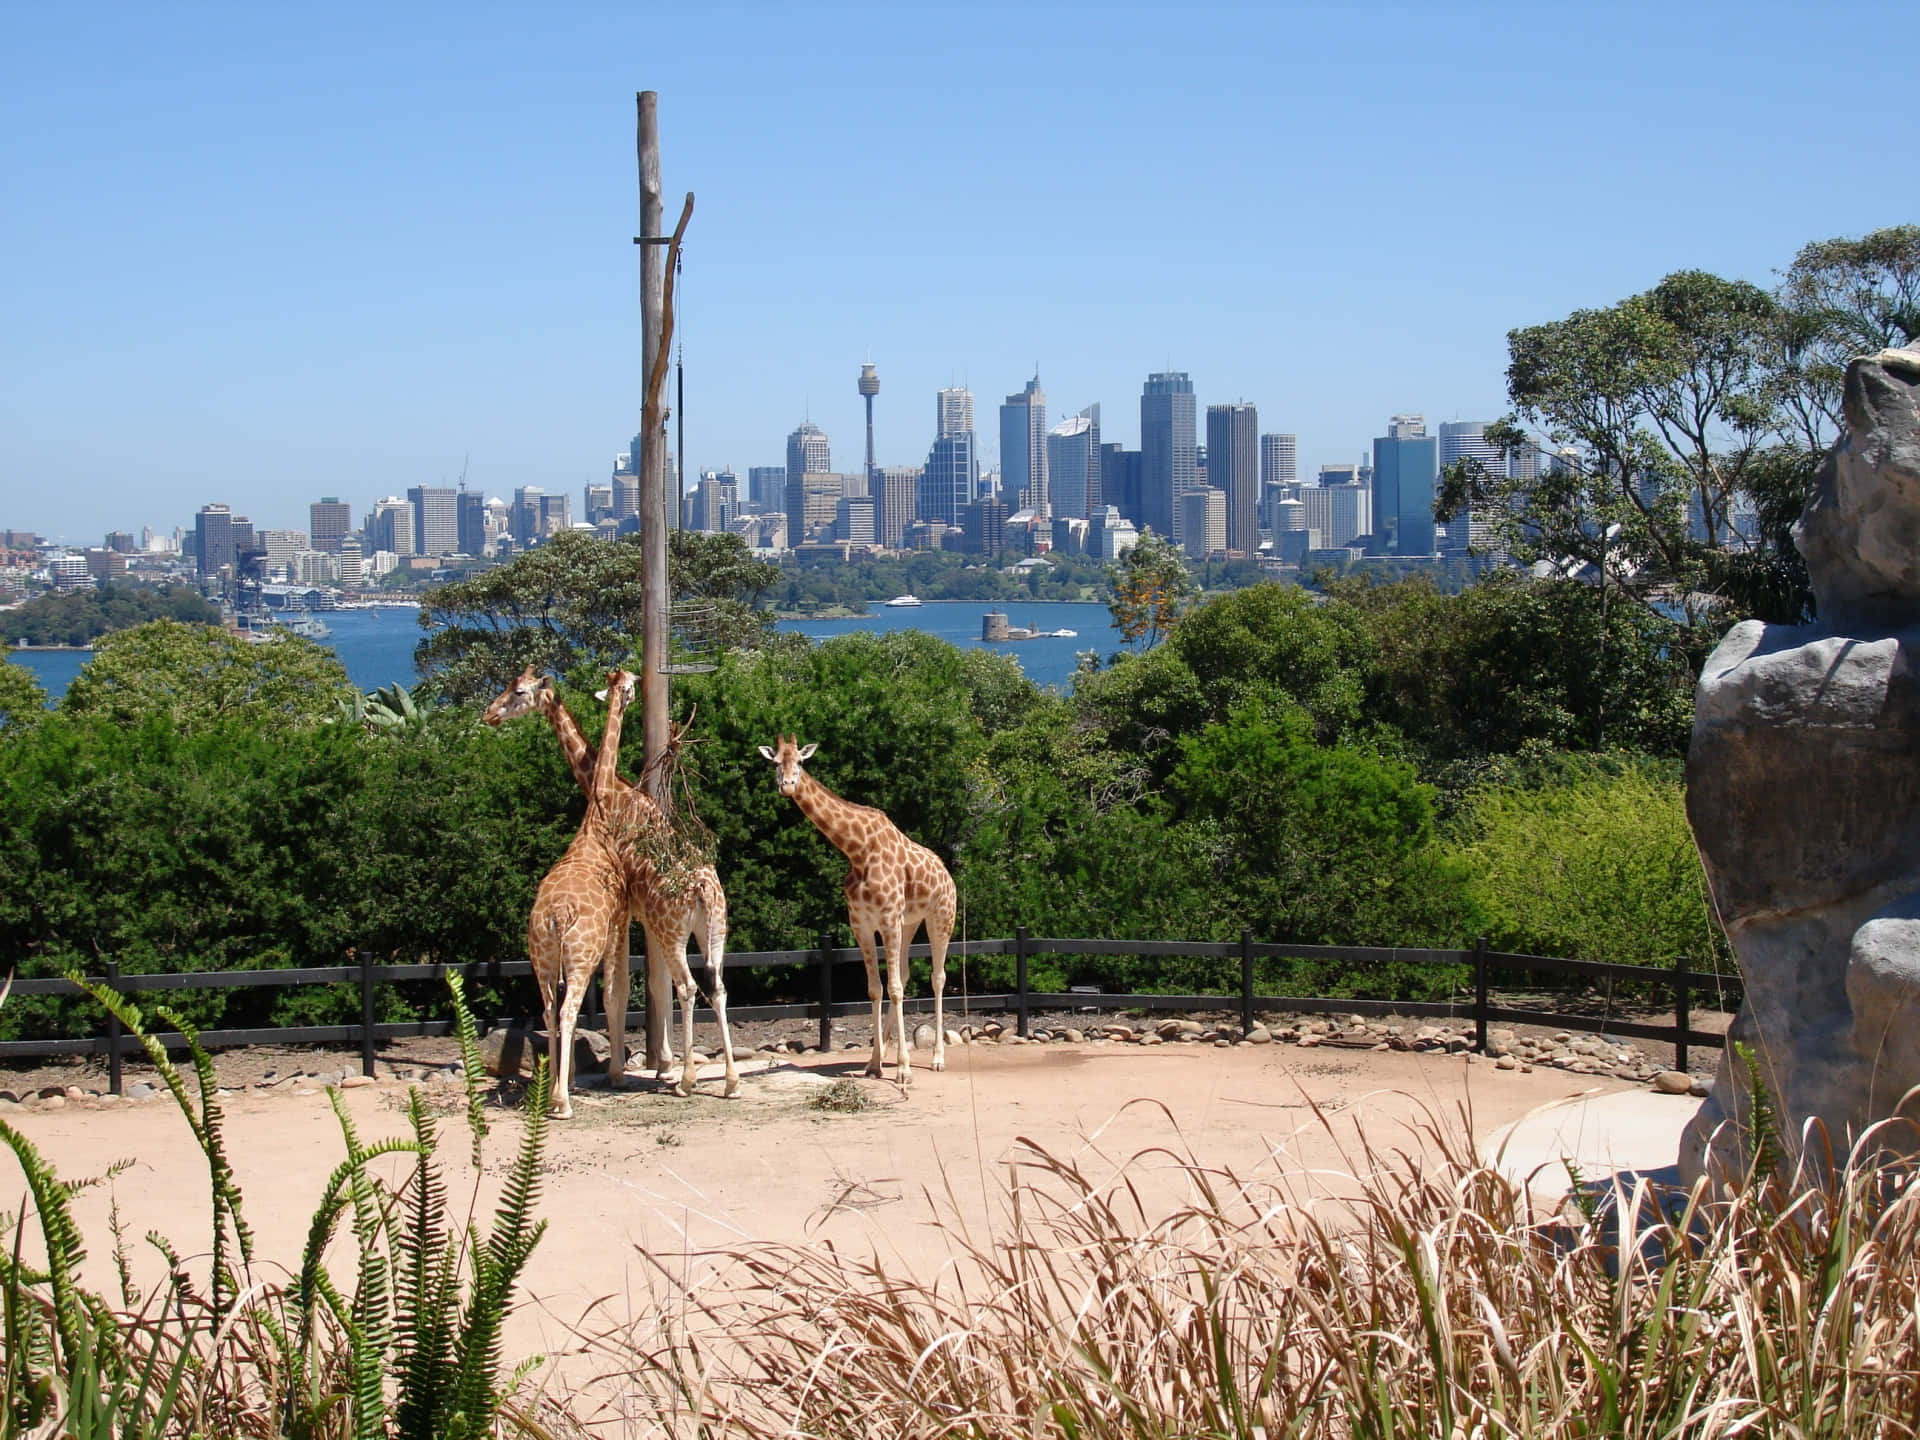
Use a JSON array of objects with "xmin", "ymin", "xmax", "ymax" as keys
[
  {"xmin": 757, "ymin": 745, "xmax": 777, "ymax": 762},
  {"xmin": 592, "ymin": 689, "xmax": 608, "ymax": 702},
  {"xmin": 796, "ymin": 742, "xmax": 818, "ymax": 762}
]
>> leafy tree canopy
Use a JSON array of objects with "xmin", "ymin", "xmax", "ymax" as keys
[
  {"xmin": 1106, "ymin": 530, "xmax": 1193, "ymax": 649},
  {"xmin": 60, "ymin": 619, "xmax": 355, "ymax": 733},
  {"xmin": 0, "ymin": 582, "xmax": 218, "ymax": 647},
  {"xmin": 0, "ymin": 658, "xmax": 48, "ymax": 736}
]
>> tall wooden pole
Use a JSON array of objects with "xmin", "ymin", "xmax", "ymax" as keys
[{"xmin": 637, "ymin": 90, "xmax": 670, "ymax": 1068}]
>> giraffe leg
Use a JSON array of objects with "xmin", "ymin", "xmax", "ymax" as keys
[
  {"xmin": 668, "ymin": 935, "xmax": 698, "ymax": 1098},
  {"xmin": 602, "ymin": 927, "xmax": 631, "ymax": 1091},
  {"xmin": 553, "ymin": 962, "xmax": 591, "ymax": 1121},
  {"xmin": 856, "ymin": 926, "xmax": 884, "ymax": 1079},
  {"xmin": 697, "ymin": 892, "xmax": 739, "ymax": 1098},
  {"xmin": 929, "ymin": 913, "xmax": 950, "ymax": 1073},
  {"xmin": 888, "ymin": 918, "xmax": 911, "ymax": 1089}
]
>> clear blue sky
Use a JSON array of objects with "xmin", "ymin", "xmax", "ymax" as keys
[{"xmin": 2, "ymin": 1, "xmax": 1908, "ymax": 540}]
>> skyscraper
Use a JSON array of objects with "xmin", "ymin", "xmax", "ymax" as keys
[
  {"xmin": 1140, "ymin": 372, "xmax": 1196, "ymax": 541},
  {"xmin": 1046, "ymin": 405, "xmax": 1101, "ymax": 521},
  {"xmin": 407, "ymin": 486, "xmax": 458, "ymax": 557},
  {"xmin": 858, "ymin": 363, "xmax": 880, "ymax": 482},
  {"xmin": 1373, "ymin": 415, "xmax": 1439, "ymax": 556},
  {"xmin": 1100, "ymin": 444, "xmax": 1143, "ymax": 527},
  {"xmin": 1260, "ymin": 433, "xmax": 1298, "ymax": 490},
  {"xmin": 877, "ymin": 466, "xmax": 921, "ymax": 548},
  {"xmin": 1437, "ymin": 421, "xmax": 1507, "ymax": 557},
  {"xmin": 921, "ymin": 388, "xmax": 978, "ymax": 526},
  {"xmin": 457, "ymin": 490, "xmax": 488, "ymax": 556},
  {"xmin": 1206, "ymin": 403, "xmax": 1259, "ymax": 554},
  {"xmin": 747, "ymin": 466, "xmax": 786, "ymax": 512},
  {"xmin": 509, "ymin": 488, "xmax": 544, "ymax": 547},
  {"xmin": 370, "ymin": 497, "xmax": 416, "ymax": 557},
  {"xmin": 1178, "ymin": 488, "xmax": 1227, "ymax": 559},
  {"xmin": 309, "ymin": 498, "xmax": 352, "ymax": 554},
  {"xmin": 784, "ymin": 421, "xmax": 832, "ymax": 540},
  {"xmin": 999, "ymin": 374, "xmax": 1049, "ymax": 515},
  {"xmin": 196, "ymin": 503, "xmax": 234, "ymax": 578}
]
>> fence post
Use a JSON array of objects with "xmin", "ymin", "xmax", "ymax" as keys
[
  {"xmin": 1473, "ymin": 936, "xmax": 1489, "ymax": 1056},
  {"xmin": 816, "ymin": 934, "xmax": 834, "ymax": 1053},
  {"xmin": 105, "ymin": 962, "xmax": 122, "ymax": 1097},
  {"xmin": 1675, "ymin": 954, "xmax": 1691, "ymax": 1075},
  {"xmin": 1240, "ymin": 929, "xmax": 1255, "ymax": 1035},
  {"xmin": 358, "ymin": 950, "xmax": 376, "ymax": 1079},
  {"xmin": 1016, "ymin": 927, "xmax": 1030, "ymax": 1038}
]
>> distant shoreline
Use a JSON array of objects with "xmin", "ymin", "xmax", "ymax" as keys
[{"xmin": 9, "ymin": 643, "xmax": 94, "ymax": 652}]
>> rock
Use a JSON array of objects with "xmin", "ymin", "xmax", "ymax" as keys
[
  {"xmin": 1691, "ymin": 1077, "xmax": 1713, "ymax": 1098},
  {"xmin": 40, "ymin": 1095, "xmax": 66, "ymax": 1110},
  {"xmin": 1372, "ymin": 1042, "xmax": 1391, "ymax": 1052},
  {"xmin": 1214, "ymin": 1039, "xmax": 1232, "ymax": 1049},
  {"xmin": 1681, "ymin": 350, "xmax": 1920, "ymax": 1185},
  {"xmin": 1030, "ymin": 1028, "xmax": 1052, "ymax": 1043},
  {"xmin": 1495, "ymin": 1055, "xmax": 1518, "ymax": 1071},
  {"xmin": 314, "ymin": 1070, "xmax": 344, "ymax": 1087},
  {"xmin": 1005, "ymin": 1035, "xmax": 1028, "ymax": 1045},
  {"xmin": 1444, "ymin": 1036, "xmax": 1471, "ymax": 1054},
  {"xmin": 0, "ymin": 1099, "xmax": 16, "ymax": 1112},
  {"xmin": 1297, "ymin": 1036, "xmax": 1321, "ymax": 1048},
  {"xmin": 1247, "ymin": 1026, "xmax": 1273, "ymax": 1045},
  {"xmin": 37, "ymin": 1086, "xmax": 64, "ymax": 1100},
  {"xmin": 788, "ymin": 1038, "xmax": 808, "ymax": 1053},
  {"xmin": 913, "ymin": 1023, "xmax": 936, "ymax": 1049},
  {"xmin": 481, "ymin": 1027, "xmax": 528, "ymax": 1078},
  {"xmin": 1654, "ymin": 1071, "xmax": 1695, "ymax": 1096},
  {"xmin": 1143, "ymin": 1034, "xmax": 1163, "ymax": 1045},
  {"xmin": 981, "ymin": 1022, "xmax": 1004, "ymax": 1039},
  {"xmin": 1105, "ymin": 1022, "xmax": 1135, "ymax": 1040},
  {"xmin": 63, "ymin": 1085, "xmax": 86, "ymax": 1100},
  {"xmin": 945, "ymin": 1029, "xmax": 962, "ymax": 1046},
  {"xmin": 342, "ymin": 1074, "xmax": 375, "ymax": 1089}
]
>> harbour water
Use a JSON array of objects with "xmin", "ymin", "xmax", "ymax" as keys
[{"xmin": 11, "ymin": 600, "xmax": 1128, "ymax": 701}]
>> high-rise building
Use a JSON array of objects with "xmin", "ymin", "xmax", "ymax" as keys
[
  {"xmin": 999, "ymin": 374, "xmax": 1049, "ymax": 515},
  {"xmin": 457, "ymin": 490, "xmax": 489, "ymax": 556},
  {"xmin": 1436, "ymin": 422, "xmax": 1507, "ymax": 557},
  {"xmin": 538, "ymin": 492, "xmax": 572, "ymax": 537},
  {"xmin": 1207, "ymin": 403, "xmax": 1259, "ymax": 554},
  {"xmin": 1299, "ymin": 484, "xmax": 1371, "ymax": 549},
  {"xmin": 693, "ymin": 470, "xmax": 739, "ymax": 533},
  {"xmin": 584, "ymin": 483, "xmax": 614, "ymax": 525},
  {"xmin": 785, "ymin": 422, "xmax": 832, "ymax": 540},
  {"xmin": 309, "ymin": 498, "xmax": 352, "ymax": 554},
  {"xmin": 962, "ymin": 496, "xmax": 1007, "ymax": 555},
  {"xmin": 368, "ymin": 498, "xmax": 416, "ymax": 557},
  {"xmin": 876, "ymin": 466, "xmax": 921, "ymax": 548},
  {"xmin": 1046, "ymin": 405, "xmax": 1101, "ymax": 521},
  {"xmin": 1100, "ymin": 444, "xmax": 1144, "ymax": 527},
  {"xmin": 857, "ymin": 363, "xmax": 881, "ymax": 482},
  {"xmin": 1373, "ymin": 416, "xmax": 1439, "ymax": 556},
  {"xmin": 921, "ymin": 390, "xmax": 978, "ymax": 526},
  {"xmin": 1319, "ymin": 462, "xmax": 1360, "ymax": 487},
  {"xmin": 195, "ymin": 503, "xmax": 234, "ymax": 578},
  {"xmin": 510, "ymin": 488, "xmax": 544, "ymax": 546},
  {"xmin": 835, "ymin": 496, "xmax": 877, "ymax": 545},
  {"xmin": 407, "ymin": 486, "xmax": 458, "ymax": 557},
  {"xmin": 1140, "ymin": 372, "xmax": 1196, "ymax": 541},
  {"xmin": 1178, "ymin": 488, "xmax": 1228, "ymax": 559},
  {"xmin": 105, "ymin": 530, "xmax": 134, "ymax": 554},
  {"xmin": 1260, "ymin": 433, "xmax": 1298, "ymax": 490},
  {"xmin": 747, "ymin": 465, "xmax": 786, "ymax": 512},
  {"xmin": 260, "ymin": 530, "xmax": 309, "ymax": 574}
]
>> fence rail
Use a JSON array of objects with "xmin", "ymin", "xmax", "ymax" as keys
[{"xmin": 0, "ymin": 933, "xmax": 1739, "ymax": 1094}]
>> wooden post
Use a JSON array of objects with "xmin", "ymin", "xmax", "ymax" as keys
[
  {"xmin": 1675, "ymin": 954, "xmax": 1691, "ymax": 1075},
  {"xmin": 1473, "ymin": 936, "xmax": 1489, "ymax": 1055},
  {"xmin": 105, "ymin": 961, "xmax": 122, "ymax": 1097},
  {"xmin": 816, "ymin": 934, "xmax": 834, "ymax": 1053},
  {"xmin": 358, "ymin": 950, "xmax": 376, "ymax": 1079},
  {"xmin": 1239, "ymin": 929, "xmax": 1255, "ymax": 1034},
  {"xmin": 1016, "ymin": 927, "xmax": 1031, "ymax": 1038}
]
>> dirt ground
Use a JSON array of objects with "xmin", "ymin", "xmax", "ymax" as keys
[{"xmin": 0, "ymin": 1018, "xmax": 1708, "ymax": 1376}]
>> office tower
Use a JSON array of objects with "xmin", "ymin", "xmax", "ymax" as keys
[
  {"xmin": 260, "ymin": 530, "xmax": 309, "ymax": 574},
  {"xmin": 584, "ymin": 483, "xmax": 614, "ymax": 525},
  {"xmin": 1373, "ymin": 416, "xmax": 1439, "ymax": 556},
  {"xmin": 370, "ymin": 497, "xmax": 417, "ymax": 557},
  {"xmin": 785, "ymin": 421, "xmax": 832, "ymax": 539},
  {"xmin": 538, "ymin": 493, "xmax": 572, "ymax": 537},
  {"xmin": 1260, "ymin": 433, "xmax": 1298, "ymax": 490},
  {"xmin": 307, "ymin": 498, "xmax": 351, "ymax": 554},
  {"xmin": 962, "ymin": 496, "xmax": 1007, "ymax": 555},
  {"xmin": 611, "ymin": 467, "xmax": 640, "ymax": 526},
  {"xmin": 876, "ymin": 466, "xmax": 921, "ymax": 548},
  {"xmin": 1299, "ymin": 484, "xmax": 1370, "ymax": 549},
  {"xmin": 1509, "ymin": 443, "xmax": 1541, "ymax": 481},
  {"xmin": 1206, "ymin": 403, "xmax": 1259, "ymax": 554},
  {"xmin": 195, "ymin": 504, "xmax": 233, "ymax": 578},
  {"xmin": 456, "ymin": 490, "xmax": 488, "ymax": 556},
  {"xmin": 1437, "ymin": 421, "xmax": 1508, "ymax": 556},
  {"xmin": 1178, "ymin": 488, "xmax": 1227, "ymax": 559},
  {"xmin": 231, "ymin": 516, "xmax": 257, "ymax": 562},
  {"xmin": 1140, "ymin": 372, "xmax": 1196, "ymax": 541},
  {"xmin": 857, "ymin": 363, "xmax": 880, "ymax": 482},
  {"xmin": 921, "ymin": 389, "xmax": 978, "ymax": 526},
  {"xmin": 407, "ymin": 486, "xmax": 458, "ymax": 557},
  {"xmin": 510, "ymin": 488, "xmax": 544, "ymax": 546},
  {"xmin": 1046, "ymin": 404, "xmax": 1101, "ymax": 521},
  {"xmin": 1319, "ymin": 462, "xmax": 1360, "ymax": 486},
  {"xmin": 747, "ymin": 465, "xmax": 786, "ymax": 512},
  {"xmin": 693, "ymin": 470, "xmax": 738, "ymax": 533},
  {"xmin": 999, "ymin": 373, "xmax": 1049, "ymax": 514},
  {"xmin": 337, "ymin": 536, "xmax": 365, "ymax": 586},
  {"xmin": 936, "ymin": 386, "xmax": 974, "ymax": 437},
  {"xmin": 835, "ymin": 496, "xmax": 877, "ymax": 545},
  {"xmin": 1100, "ymin": 444, "xmax": 1144, "ymax": 527},
  {"xmin": 104, "ymin": 530, "xmax": 134, "ymax": 554}
]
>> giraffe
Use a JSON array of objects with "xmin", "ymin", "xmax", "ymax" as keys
[
  {"xmin": 526, "ymin": 668, "xmax": 634, "ymax": 1119},
  {"xmin": 485, "ymin": 667, "xmax": 737, "ymax": 1098},
  {"xmin": 758, "ymin": 735, "xmax": 956, "ymax": 1088}
]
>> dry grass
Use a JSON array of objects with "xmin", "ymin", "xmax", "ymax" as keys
[{"xmin": 540, "ymin": 1097, "xmax": 1920, "ymax": 1439}]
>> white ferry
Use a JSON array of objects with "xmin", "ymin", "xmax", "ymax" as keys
[{"xmin": 883, "ymin": 594, "xmax": 924, "ymax": 608}]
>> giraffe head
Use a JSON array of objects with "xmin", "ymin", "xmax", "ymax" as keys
[
  {"xmin": 482, "ymin": 666, "xmax": 553, "ymax": 726},
  {"xmin": 758, "ymin": 734, "xmax": 817, "ymax": 798},
  {"xmin": 594, "ymin": 670, "xmax": 638, "ymax": 704}
]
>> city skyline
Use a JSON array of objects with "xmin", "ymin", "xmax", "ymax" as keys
[{"xmin": 3, "ymin": 3, "xmax": 1909, "ymax": 538}]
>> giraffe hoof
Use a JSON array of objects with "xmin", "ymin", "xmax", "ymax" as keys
[
  {"xmin": 551, "ymin": 1104, "xmax": 573, "ymax": 1120},
  {"xmin": 723, "ymin": 1078, "xmax": 740, "ymax": 1098},
  {"xmin": 864, "ymin": 1062, "xmax": 884, "ymax": 1079},
  {"xmin": 931, "ymin": 1053, "xmax": 946, "ymax": 1072}
]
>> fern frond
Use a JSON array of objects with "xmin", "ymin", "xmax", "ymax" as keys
[
  {"xmin": 0, "ymin": 1118, "xmax": 93, "ymax": 1373},
  {"xmin": 447, "ymin": 972, "xmax": 489, "ymax": 1165}
]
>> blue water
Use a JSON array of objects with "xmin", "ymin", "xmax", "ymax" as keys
[{"xmin": 11, "ymin": 600, "xmax": 1127, "ymax": 701}]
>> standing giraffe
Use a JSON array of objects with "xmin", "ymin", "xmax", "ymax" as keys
[
  {"xmin": 759, "ymin": 735, "xmax": 955, "ymax": 1087},
  {"xmin": 485, "ymin": 667, "xmax": 737, "ymax": 1098},
  {"xmin": 526, "ymin": 669, "xmax": 634, "ymax": 1119}
]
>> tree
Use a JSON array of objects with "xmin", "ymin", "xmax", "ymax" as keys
[
  {"xmin": 1106, "ymin": 530, "xmax": 1192, "ymax": 648},
  {"xmin": 60, "ymin": 620, "xmax": 354, "ymax": 732},
  {"xmin": 0, "ymin": 658, "xmax": 46, "ymax": 736},
  {"xmin": 415, "ymin": 529, "xmax": 778, "ymax": 705}
]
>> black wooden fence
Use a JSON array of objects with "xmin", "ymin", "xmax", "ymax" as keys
[{"xmin": 0, "ymin": 932, "xmax": 1737, "ymax": 1095}]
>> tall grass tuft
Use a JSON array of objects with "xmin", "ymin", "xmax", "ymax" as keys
[{"xmin": 566, "ymin": 1098, "xmax": 1920, "ymax": 1438}]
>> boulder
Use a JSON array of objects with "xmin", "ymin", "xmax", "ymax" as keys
[
  {"xmin": 1682, "ymin": 349, "xmax": 1920, "ymax": 1184},
  {"xmin": 480, "ymin": 1027, "xmax": 527, "ymax": 1079},
  {"xmin": 1653, "ymin": 1071, "xmax": 1695, "ymax": 1096}
]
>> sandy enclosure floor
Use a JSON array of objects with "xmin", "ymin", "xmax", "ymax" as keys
[{"xmin": 0, "ymin": 1037, "xmax": 1634, "ymax": 1372}]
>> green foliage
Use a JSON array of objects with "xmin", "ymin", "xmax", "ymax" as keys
[
  {"xmin": 0, "ymin": 582, "xmax": 217, "ymax": 647},
  {"xmin": 1451, "ymin": 759, "xmax": 1731, "ymax": 972},
  {"xmin": 1105, "ymin": 529, "xmax": 1192, "ymax": 648},
  {"xmin": 60, "ymin": 619, "xmax": 355, "ymax": 733},
  {"xmin": 0, "ymin": 658, "xmax": 47, "ymax": 736}
]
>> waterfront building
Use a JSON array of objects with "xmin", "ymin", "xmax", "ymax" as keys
[
  {"xmin": 407, "ymin": 485, "xmax": 458, "ymax": 557},
  {"xmin": 308, "ymin": 498, "xmax": 352, "ymax": 554},
  {"xmin": 1140, "ymin": 372, "xmax": 1196, "ymax": 542},
  {"xmin": 1090, "ymin": 506, "xmax": 1140, "ymax": 560},
  {"xmin": 785, "ymin": 421, "xmax": 832, "ymax": 540},
  {"xmin": 999, "ymin": 374, "xmax": 1049, "ymax": 515},
  {"xmin": 1046, "ymin": 404, "xmax": 1101, "ymax": 521},
  {"xmin": 1373, "ymin": 415, "xmax": 1438, "ymax": 557},
  {"xmin": 260, "ymin": 530, "xmax": 309, "ymax": 575},
  {"xmin": 1207, "ymin": 402, "xmax": 1259, "ymax": 554},
  {"xmin": 961, "ymin": 496, "xmax": 1007, "ymax": 555},
  {"xmin": 1178, "ymin": 487, "xmax": 1227, "ymax": 559}
]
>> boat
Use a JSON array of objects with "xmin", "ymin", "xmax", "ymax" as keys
[
  {"xmin": 277, "ymin": 614, "xmax": 334, "ymax": 641},
  {"xmin": 1048, "ymin": 628, "xmax": 1078, "ymax": 639},
  {"xmin": 883, "ymin": 594, "xmax": 923, "ymax": 608}
]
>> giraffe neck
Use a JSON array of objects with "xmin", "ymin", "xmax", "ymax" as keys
[
  {"xmin": 792, "ymin": 770, "xmax": 883, "ymax": 861},
  {"xmin": 540, "ymin": 692, "xmax": 599, "ymax": 796},
  {"xmin": 592, "ymin": 682, "xmax": 629, "ymax": 820}
]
